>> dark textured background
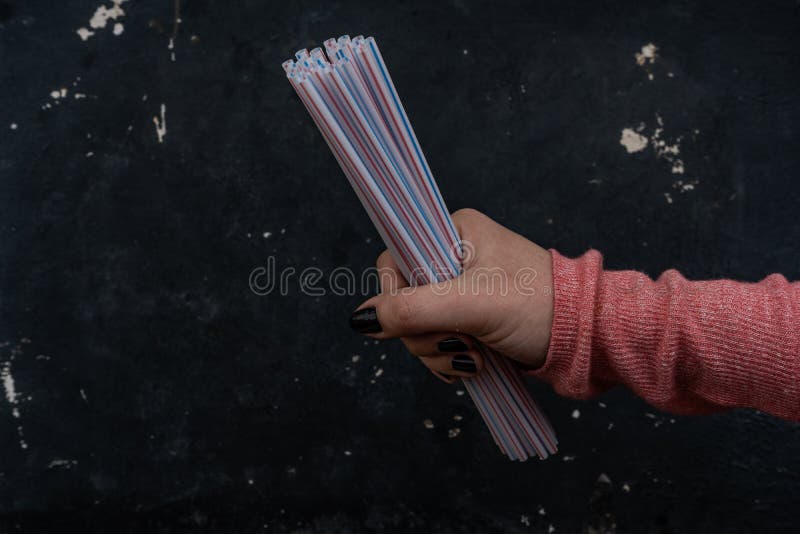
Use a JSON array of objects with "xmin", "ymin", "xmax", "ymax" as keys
[{"xmin": 1, "ymin": 0, "xmax": 799, "ymax": 532}]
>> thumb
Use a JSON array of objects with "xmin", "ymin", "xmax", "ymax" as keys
[{"xmin": 349, "ymin": 277, "xmax": 487, "ymax": 339}]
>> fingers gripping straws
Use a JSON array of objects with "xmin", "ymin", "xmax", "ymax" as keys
[{"xmin": 282, "ymin": 35, "xmax": 558, "ymax": 460}]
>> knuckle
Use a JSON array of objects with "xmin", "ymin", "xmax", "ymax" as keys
[
  {"xmin": 390, "ymin": 294, "xmax": 416, "ymax": 330},
  {"xmin": 452, "ymin": 208, "xmax": 481, "ymax": 222}
]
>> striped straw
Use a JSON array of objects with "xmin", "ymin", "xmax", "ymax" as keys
[{"xmin": 283, "ymin": 36, "xmax": 558, "ymax": 460}]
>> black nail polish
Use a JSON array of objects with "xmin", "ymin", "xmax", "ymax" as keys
[
  {"xmin": 451, "ymin": 355, "xmax": 477, "ymax": 373},
  {"xmin": 349, "ymin": 307, "xmax": 381, "ymax": 334},
  {"xmin": 438, "ymin": 337, "xmax": 468, "ymax": 353}
]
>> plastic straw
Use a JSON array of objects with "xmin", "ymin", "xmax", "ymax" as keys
[{"xmin": 283, "ymin": 36, "xmax": 558, "ymax": 460}]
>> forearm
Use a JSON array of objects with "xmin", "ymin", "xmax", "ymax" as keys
[{"xmin": 529, "ymin": 250, "xmax": 800, "ymax": 420}]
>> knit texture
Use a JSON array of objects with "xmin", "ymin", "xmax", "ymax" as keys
[{"xmin": 528, "ymin": 250, "xmax": 800, "ymax": 420}]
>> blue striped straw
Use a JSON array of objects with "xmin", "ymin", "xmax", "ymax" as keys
[{"xmin": 283, "ymin": 36, "xmax": 558, "ymax": 460}]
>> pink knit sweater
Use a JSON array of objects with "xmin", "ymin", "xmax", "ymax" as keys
[{"xmin": 528, "ymin": 250, "xmax": 800, "ymax": 421}]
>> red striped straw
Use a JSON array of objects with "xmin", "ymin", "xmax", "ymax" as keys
[{"xmin": 283, "ymin": 36, "xmax": 558, "ymax": 460}]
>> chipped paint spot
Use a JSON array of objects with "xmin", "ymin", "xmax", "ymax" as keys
[
  {"xmin": 77, "ymin": 28, "xmax": 95, "ymax": 41},
  {"xmin": 635, "ymin": 43, "xmax": 658, "ymax": 66},
  {"xmin": 9, "ymin": 123, "xmax": 17, "ymax": 130},
  {"xmin": 153, "ymin": 103, "xmax": 167, "ymax": 143},
  {"xmin": 2, "ymin": 353, "xmax": 28, "ymax": 450},
  {"xmin": 78, "ymin": 1, "xmax": 128, "ymax": 40},
  {"xmin": 620, "ymin": 128, "xmax": 648, "ymax": 153},
  {"xmin": 672, "ymin": 179, "xmax": 699, "ymax": 193},
  {"xmin": 2, "ymin": 363, "xmax": 18, "ymax": 408},
  {"xmin": 571, "ymin": 409, "xmax": 581, "ymax": 419},
  {"xmin": 621, "ymin": 113, "xmax": 691, "ymax": 185},
  {"xmin": 90, "ymin": 1, "xmax": 126, "ymax": 30},
  {"xmin": 48, "ymin": 459, "xmax": 78, "ymax": 469}
]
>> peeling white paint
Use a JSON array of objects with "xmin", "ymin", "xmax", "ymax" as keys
[
  {"xmin": 635, "ymin": 43, "xmax": 658, "ymax": 66},
  {"xmin": 48, "ymin": 459, "xmax": 78, "ymax": 469},
  {"xmin": 672, "ymin": 179, "xmax": 699, "ymax": 193},
  {"xmin": 2, "ymin": 363, "xmax": 18, "ymax": 408},
  {"xmin": 620, "ymin": 128, "xmax": 648, "ymax": 153},
  {"xmin": 2, "ymin": 356, "xmax": 28, "ymax": 450},
  {"xmin": 621, "ymin": 113, "xmax": 691, "ymax": 184},
  {"xmin": 90, "ymin": 1, "xmax": 126, "ymax": 29},
  {"xmin": 77, "ymin": 0, "xmax": 128, "ymax": 41},
  {"xmin": 153, "ymin": 103, "xmax": 167, "ymax": 143},
  {"xmin": 77, "ymin": 28, "xmax": 95, "ymax": 41}
]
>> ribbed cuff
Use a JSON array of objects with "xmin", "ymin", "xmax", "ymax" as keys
[{"xmin": 526, "ymin": 249, "xmax": 604, "ymax": 398}]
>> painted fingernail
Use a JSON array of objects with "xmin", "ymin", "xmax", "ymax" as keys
[
  {"xmin": 438, "ymin": 337, "xmax": 468, "ymax": 353},
  {"xmin": 349, "ymin": 307, "xmax": 381, "ymax": 334},
  {"xmin": 451, "ymin": 355, "xmax": 477, "ymax": 373}
]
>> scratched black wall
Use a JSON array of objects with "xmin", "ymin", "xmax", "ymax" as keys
[{"xmin": 1, "ymin": 0, "xmax": 799, "ymax": 532}]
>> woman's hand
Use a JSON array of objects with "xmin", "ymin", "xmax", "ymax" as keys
[{"xmin": 349, "ymin": 208, "xmax": 554, "ymax": 383}]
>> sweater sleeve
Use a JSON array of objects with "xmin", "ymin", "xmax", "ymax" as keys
[{"xmin": 527, "ymin": 249, "xmax": 800, "ymax": 420}]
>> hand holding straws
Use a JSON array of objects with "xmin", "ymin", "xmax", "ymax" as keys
[{"xmin": 282, "ymin": 35, "xmax": 558, "ymax": 460}]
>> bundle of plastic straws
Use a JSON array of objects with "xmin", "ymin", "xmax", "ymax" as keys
[{"xmin": 282, "ymin": 35, "xmax": 558, "ymax": 460}]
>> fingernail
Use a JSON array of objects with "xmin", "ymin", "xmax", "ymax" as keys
[
  {"xmin": 451, "ymin": 355, "xmax": 477, "ymax": 373},
  {"xmin": 438, "ymin": 337, "xmax": 469, "ymax": 353},
  {"xmin": 349, "ymin": 307, "xmax": 381, "ymax": 334}
]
